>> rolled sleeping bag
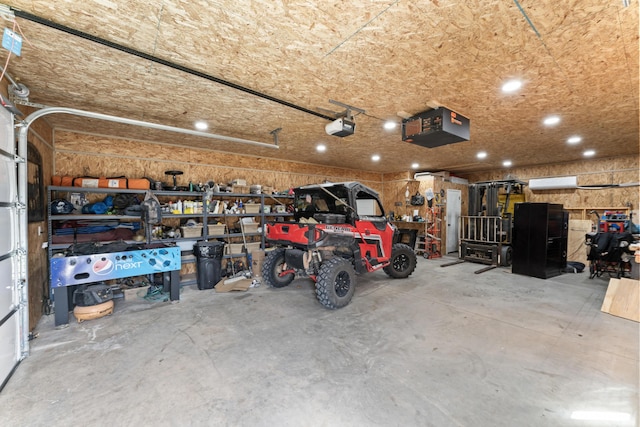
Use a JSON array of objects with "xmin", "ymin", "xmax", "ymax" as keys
[{"xmin": 81, "ymin": 202, "xmax": 108, "ymax": 214}]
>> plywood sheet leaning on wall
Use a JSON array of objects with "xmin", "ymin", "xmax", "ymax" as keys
[
  {"xmin": 601, "ymin": 278, "xmax": 639, "ymax": 322},
  {"xmin": 567, "ymin": 220, "xmax": 593, "ymax": 265}
]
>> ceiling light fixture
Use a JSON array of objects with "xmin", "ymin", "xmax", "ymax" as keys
[
  {"xmin": 583, "ymin": 149, "xmax": 596, "ymax": 157},
  {"xmin": 316, "ymin": 144, "xmax": 326, "ymax": 153},
  {"xmin": 477, "ymin": 151, "xmax": 488, "ymax": 159},
  {"xmin": 501, "ymin": 79, "xmax": 522, "ymax": 93},
  {"xmin": 503, "ymin": 160, "xmax": 512, "ymax": 167},
  {"xmin": 567, "ymin": 136, "xmax": 582, "ymax": 144},
  {"xmin": 543, "ymin": 115, "xmax": 561, "ymax": 126},
  {"xmin": 384, "ymin": 121, "xmax": 397, "ymax": 130},
  {"xmin": 371, "ymin": 154, "xmax": 381, "ymax": 162},
  {"xmin": 194, "ymin": 121, "xmax": 208, "ymax": 131},
  {"xmin": 411, "ymin": 163, "xmax": 419, "ymax": 169}
]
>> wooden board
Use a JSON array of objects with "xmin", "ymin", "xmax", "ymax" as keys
[
  {"xmin": 567, "ymin": 220, "xmax": 593, "ymax": 265},
  {"xmin": 601, "ymin": 278, "xmax": 639, "ymax": 322}
]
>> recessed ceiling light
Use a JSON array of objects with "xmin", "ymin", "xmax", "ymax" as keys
[
  {"xmin": 411, "ymin": 163, "xmax": 419, "ymax": 169},
  {"xmin": 477, "ymin": 151, "xmax": 488, "ymax": 159},
  {"xmin": 316, "ymin": 144, "xmax": 326, "ymax": 153},
  {"xmin": 501, "ymin": 79, "xmax": 522, "ymax": 93},
  {"xmin": 543, "ymin": 115, "xmax": 560, "ymax": 126},
  {"xmin": 567, "ymin": 136, "xmax": 582, "ymax": 144},
  {"xmin": 194, "ymin": 120, "xmax": 208, "ymax": 131},
  {"xmin": 583, "ymin": 149, "xmax": 596, "ymax": 157},
  {"xmin": 503, "ymin": 160, "xmax": 512, "ymax": 167},
  {"xmin": 371, "ymin": 154, "xmax": 381, "ymax": 162},
  {"xmin": 383, "ymin": 121, "xmax": 397, "ymax": 130}
]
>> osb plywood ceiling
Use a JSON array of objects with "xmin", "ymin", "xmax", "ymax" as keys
[{"xmin": 2, "ymin": 0, "xmax": 638, "ymax": 174}]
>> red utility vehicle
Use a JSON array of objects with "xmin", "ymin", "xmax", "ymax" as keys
[{"xmin": 262, "ymin": 182, "xmax": 417, "ymax": 308}]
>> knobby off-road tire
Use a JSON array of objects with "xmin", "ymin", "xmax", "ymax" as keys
[
  {"xmin": 383, "ymin": 243, "xmax": 417, "ymax": 278},
  {"xmin": 315, "ymin": 257, "xmax": 356, "ymax": 309},
  {"xmin": 262, "ymin": 248, "xmax": 295, "ymax": 288}
]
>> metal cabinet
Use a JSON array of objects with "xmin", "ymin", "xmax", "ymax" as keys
[{"xmin": 512, "ymin": 203, "xmax": 568, "ymax": 279}]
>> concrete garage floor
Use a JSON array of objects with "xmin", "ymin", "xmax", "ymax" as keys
[{"xmin": 1, "ymin": 255, "xmax": 638, "ymax": 426}]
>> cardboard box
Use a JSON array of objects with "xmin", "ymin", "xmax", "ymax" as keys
[
  {"xmin": 226, "ymin": 242, "xmax": 261, "ymax": 254},
  {"xmin": 244, "ymin": 204, "xmax": 260, "ymax": 214},
  {"xmin": 181, "ymin": 225, "xmax": 203, "ymax": 238},
  {"xmin": 207, "ymin": 223, "xmax": 226, "ymax": 236},
  {"xmin": 241, "ymin": 222, "xmax": 260, "ymax": 234},
  {"xmin": 215, "ymin": 277, "xmax": 252, "ymax": 292},
  {"xmin": 232, "ymin": 185, "xmax": 249, "ymax": 194},
  {"xmin": 245, "ymin": 242, "xmax": 261, "ymax": 253},
  {"xmin": 226, "ymin": 243, "xmax": 245, "ymax": 254},
  {"xmin": 250, "ymin": 250, "xmax": 265, "ymax": 276}
]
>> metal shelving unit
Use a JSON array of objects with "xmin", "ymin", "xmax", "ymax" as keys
[{"xmin": 47, "ymin": 186, "xmax": 294, "ymax": 270}]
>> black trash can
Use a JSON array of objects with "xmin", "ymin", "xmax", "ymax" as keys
[{"xmin": 194, "ymin": 241, "xmax": 225, "ymax": 290}]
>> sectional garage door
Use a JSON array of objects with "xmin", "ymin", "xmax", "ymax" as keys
[{"xmin": 0, "ymin": 106, "xmax": 25, "ymax": 391}]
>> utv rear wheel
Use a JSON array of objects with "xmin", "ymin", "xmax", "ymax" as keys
[
  {"xmin": 315, "ymin": 257, "xmax": 356, "ymax": 309},
  {"xmin": 262, "ymin": 248, "xmax": 294, "ymax": 288},
  {"xmin": 383, "ymin": 243, "xmax": 417, "ymax": 279}
]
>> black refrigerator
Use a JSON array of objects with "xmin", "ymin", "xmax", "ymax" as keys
[{"xmin": 512, "ymin": 203, "xmax": 568, "ymax": 279}]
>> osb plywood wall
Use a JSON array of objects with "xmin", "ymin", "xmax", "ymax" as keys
[
  {"xmin": 382, "ymin": 171, "xmax": 469, "ymax": 254},
  {"xmin": 461, "ymin": 156, "xmax": 639, "ymax": 222},
  {"xmin": 20, "ymin": 106, "xmax": 55, "ymax": 330},
  {"xmin": 53, "ymin": 131, "xmax": 383, "ymax": 192}
]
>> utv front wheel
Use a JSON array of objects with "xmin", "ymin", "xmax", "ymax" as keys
[
  {"xmin": 383, "ymin": 243, "xmax": 417, "ymax": 278},
  {"xmin": 315, "ymin": 257, "xmax": 356, "ymax": 309},
  {"xmin": 262, "ymin": 248, "xmax": 295, "ymax": 288}
]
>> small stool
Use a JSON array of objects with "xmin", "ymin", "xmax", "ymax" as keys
[{"xmin": 165, "ymin": 170, "xmax": 183, "ymax": 190}]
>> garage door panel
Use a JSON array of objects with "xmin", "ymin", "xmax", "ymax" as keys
[
  {"xmin": 0, "ymin": 257, "xmax": 16, "ymax": 315},
  {"xmin": 0, "ymin": 156, "xmax": 15, "ymax": 202},
  {"xmin": 0, "ymin": 207, "xmax": 15, "ymax": 255},
  {"xmin": 0, "ymin": 312, "xmax": 18, "ymax": 389},
  {"xmin": 0, "ymin": 106, "xmax": 21, "ymax": 392}
]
